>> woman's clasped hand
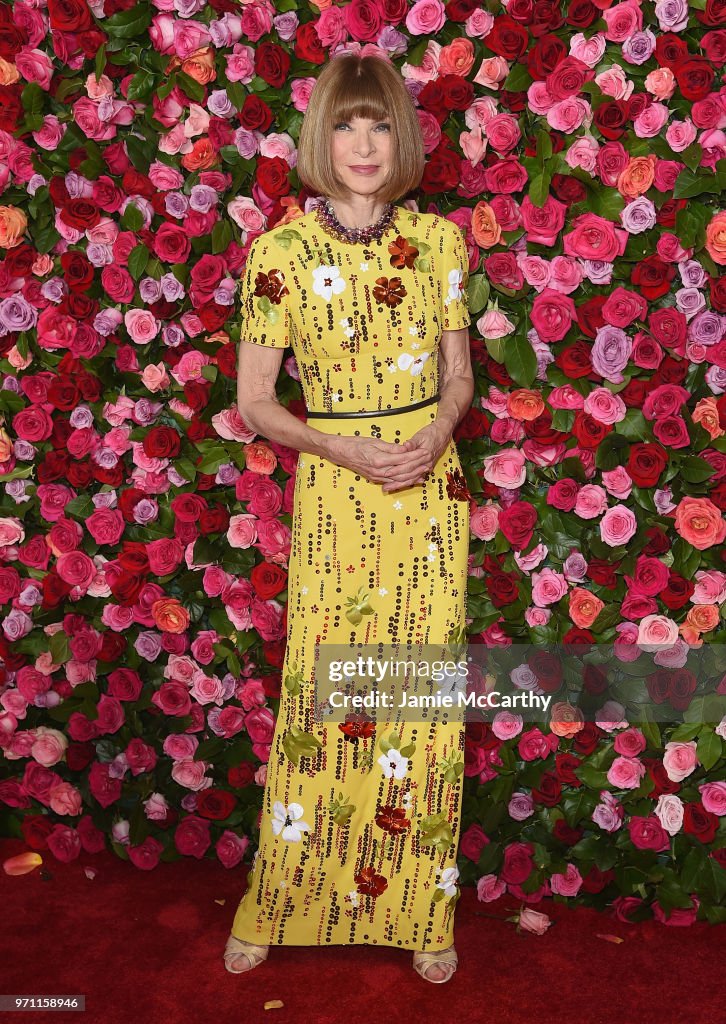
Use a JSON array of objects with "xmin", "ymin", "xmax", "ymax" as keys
[{"xmin": 328, "ymin": 422, "xmax": 452, "ymax": 492}]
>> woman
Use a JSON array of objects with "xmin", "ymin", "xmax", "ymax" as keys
[{"xmin": 224, "ymin": 52, "xmax": 474, "ymax": 984}]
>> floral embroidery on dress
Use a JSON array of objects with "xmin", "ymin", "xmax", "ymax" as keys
[
  {"xmin": 373, "ymin": 276, "xmax": 407, "ymax": 308},
  {"xmin": 271, "ymin": 800, "xmax": 311, "ymax": 841}
]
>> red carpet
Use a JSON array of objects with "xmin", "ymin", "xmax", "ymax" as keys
[{"xmin": 2, "ymin": 836, "xmax": 723, "ymax": 1024}]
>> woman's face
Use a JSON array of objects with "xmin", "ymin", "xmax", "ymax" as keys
[{"xmin": 330, "ymin": 116, "xmax": 392, "ymax": 199}]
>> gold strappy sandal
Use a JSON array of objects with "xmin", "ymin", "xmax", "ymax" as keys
[
  {"xmin": 223, "ymin": 934, "xmax": 269, "ymax": 974},
  {"xmin": 412, "ymin": 945, "xmax": 458, "ymax": 984}
]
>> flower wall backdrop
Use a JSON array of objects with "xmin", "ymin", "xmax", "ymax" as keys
[{"xmin": 0, "ymin": 0, "xmax": 726, "ymax": 925}]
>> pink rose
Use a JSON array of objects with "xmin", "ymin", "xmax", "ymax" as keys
[
  {"xmin": 56, "ymin": 551, "xmax": 96, "ymax": 588},
  {"xmin": 405, "ymin": 0, "xmax": 446, "ymax": 35},
  {"xmin": 124, "ymin": 309, "xmax": 160, "ymax": 345},
  {"xmin": 85, "ymin": 508, "xmax": 125, "ymax": 546},
  {"xmin": 518, "ymin": 907, "xmax": 553, "ymax": 934},
  {"xmin": 563, "ymin": 212, "xmax": 628, "ymax": 262},
  {"xmin": 607, "ymin": 755, "xmax": 646, "ymax": 789},
  {"xmin": 662, "ymin": 740, "xmax": 698, "ymax": 782},
  {"xmin": 459, "ymin": 823, "xmax": 490, "ymax": 861},
  {"xmin": 476, "ymin": 873, "xmax": 506, "ymax": 902},
  {"xmin": 47, "ymin": 824, "xmax": 82, "ymax": 862},
  {"xmin": 698, "ymin": 781, "xmax": 726, "ymax": 815},
  {"xmin": 215, "ymin": 830, "xmax": 249, "ymax": 869},
  {"xmin": 146, "ymin": 537, "xmax": 185, "ymax": 576},
  {"xmin": 530, "ymin": 288, "xmax": 577, "ymax": 342},
  {"xmin": 470, "ymin": 502, "xmax": 500, "ymax": 540},
  {"xmin": 483, "ymin": 448, "xmax": 526, "ymax": 489},
  {"xmin": 501, "ymin": 841, "xmax": 535, "ymax": 884},
  {"xmin": 520, "ymin": 195, "xmax": 567, "ymax": 247},
  {"xmin": 549, "ymin": 862, "xmax": 582, "ymax": 896},
  {"xmin": 599, "ymin": 504, "xmax": 637, "ymax": 546}
]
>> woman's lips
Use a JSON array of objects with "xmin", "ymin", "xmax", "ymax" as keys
[{"xmin": 349, "ymin": 166, "xmax": 379, "ymax": 175}]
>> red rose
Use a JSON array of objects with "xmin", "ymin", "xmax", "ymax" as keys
[
  {"xmin": 255, "ymin": 155, "xmax": 291, "ymax": 199},
  {"xmin": 626, "ymin": 442, "xmax": 669, "ymax": 487},
  {"xmin": 485, "ymin": 570, "xmax": 520, "ymax": 607},
  {"xmin": 142, "ymin": 426, "xmax": 181, "ymax": 458},
  {"xmin": 459, "ymin": 823, "xmax": 490, "ymax": 861},
  {"xmin": 439, "ymin": 74, "xmax": 474, "ymax": 111},
  {"xmin": 22, "ymin": 814, "xmax": 55, "ymax": 850},
  {"xmin": 631, "ymin": 255, "xmax": 675, "ymax": 300},
  {"xmin": 528, "ymin": 651, "xmax": 563, "ymax": 693},
  {"xmin": 527, "ymin": 32, "xmax": 567, "ymax": 78},
  {"xmin": 228, "ymin": 761, "xmax": 257, "ymax": 788},
  {"xmin": 0, "ymin": 85, "xmax": 22, "ymax": 134},
  {"xmin": 553, "ymin": 820, "xmax": 583, "ymax": 845},
  {"xmin": 174, "ymin": 815, "xmax": 211, "ymax": 858},
  {"xmin": 47, "ymin": 0, "xmax": 93, "ymax": 32},
  {"xmin": 701, "ymin": 29, "xmax": 726, "ymax": 65},
  {"xmin": 445, "ymin": 0, "xmax": 478, "ymax": 20},
  {"xmin": 532, "ymin": 771, "xmax": 562, "ymax": 806},
  {"xmin": 674, "ymin": 57, "xmax": 715, "ymax": 100},
  {"xmin": 418, "ymin": 79, "xmax": 448, "ymax": 122},
  {"xmin": 661, "ymin": 572, "xmax": 695, "ymax": 610},
  {"xmin": 655, "ymin": 33, "xmax": 690, "ymax": 68},
  {"xmin": 572, "ymin": 411, "xmax": 611, "ymax": 449},
  {"xmin": 566, "ymin": 0, "xmax": 598, "ymax": 29},
  {"xmin": 239, "ymin": 94, "xmax": 273, "ymax": 133},
  {"xmin": 420, "ymin": 140, "xmax": 462, "ymax": 193},
  {"xmin": 556, "ymin": 340, "xmax": 593, "ymax": 378},
  {"xmin": 551, "ymin": 173, "xmax": 587, "ymax": 205},
  {"xmin": 199, "ymin": 506, "xmax": 230, "ymax": 534},
  {"xmin": 254, "ymin": 42, "xmax": 291, "ymax": 89},
  {"xmin": 710, "ymin": 273, "xmax": 726, "ymax": 312},
  {"xmin": 648, "ymin": 307, "xmax": 687, "ymax": 349},
  {"xmin": 196, "ymin": 788, "xmax": 237, "ymax": 821},
  {"xmin": 483, "ymin": 156, "xmax": 529, "ymax": 194},
  {"xmin": 594, "ymin": 100, "xmax": 629, "ymax": 140},
  {"xmin": 683, "ymin": 802, "xmax": 719, "ymax": 843},
  {"xmin": 59, "ymin": 198, "xmax": 100, "ymax": 231},
  {"xmin": 154, "ymin": 223, "xmax": 191, "ymax": 264},
  {"xmin": 573, "ymin": 721, "xmax": 603, "ymax": 755},
  {"xmin": 294, "ymin": 21, "xmax": 325, "ymax": 64},
  {"xmin": 498, "ymin": 500, "xmax": 538, "ymax": 550},
  {"xmin": 486, "ymin": 15, "xmax": 530, "ymax": 59},
  {"xmin": 454, "ymin": 406, "xmax": 489, "ymax": 441},
  {"xmin": 250, "ymin": 561, "xmax": 287, "ymax": 600},
  {"xmin": 555, "ymin": 752, "xmax": 582, "ymax": 785}
]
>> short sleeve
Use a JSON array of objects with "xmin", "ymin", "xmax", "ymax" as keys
[
  {"xmin": 238, "ymin": 234, "xmax": 291, "ymax": 349},
  {"xmin": 440, "ymin": 220, "xmax": 471, "ymax": 332}
]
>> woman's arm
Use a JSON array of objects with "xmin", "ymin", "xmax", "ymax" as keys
[
  {"xmin": 236, "ymin": 341, "xmax": 336, "ymax": 460},
  {"xmin": 434, "ymin": 326, "xmax": 475, "ymax": 435}
]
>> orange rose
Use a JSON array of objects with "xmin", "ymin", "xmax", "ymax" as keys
[
  {"xmin": 684, "ymin": 604, "xmax": 719, "ymax": 634},
  {"xmin": 181, "ymin": 47, "xmax": 216, "ymax": 85},
  {"xmin": 245, "ymin": 442, "xmax": 278, "ymax": 474},
  {"xmin": 507, "ymin": 389, "xmax": 545, "ymax": 421},
  {"xmin": 674, "ymin": 496, "xmax": 726, "ymax": 550},
  {"xmin": 0, "ymin": 57, "xmax": 19, "ymax": 85},
  {"xmin": 439, "ymin": 38, "xmax": 476, "ymax": 78},
  {"xmin": 471, "ymin": 201, "xmax": 501, "ymax": 248},
  {"xmin": 549, "ymin": 702, "xmax": 584, "ymax": 738},
  {"xmin": 0, "ymin": 426, "xmax": 13, "ymax": 462},
  {"xmin": 568, "ymin": 586, "xmax": 604, "ymax": 629},
  {"xmin": 152, "ymin": 598, "xmax": 190, "ymax": 633},
  {"xmin": 616, "ymin": 156, "xmax": 656, "ymax": 198},
  {"xmin": 181, "ymin": 138, "xmax": 218, "ymax": 172},
  {"xmin": 692, "ymin": 397, "xmax": 725, "ymax": 440},
  {"xmin": 705, "ymin": 210, "xmax": 726, "ymax": 266},
  {"xmin": 0, "ymin": 206, "xmax": 28, "ymax": 249}
]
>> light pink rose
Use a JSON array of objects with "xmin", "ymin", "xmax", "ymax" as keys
[
  {"xmin": 483, "ymin": 448, "xmax": 526, "ymax": 488},
  {"xmin": 405, "ymin": 0, "xmax": 446, "ymax": 35},
  {"xmin": 518, "ymin": 908, "xmax": 553, "ymax": 934},
  {"xmin": 654, "ymin": 794, "xmax": 684, "ymax": 835},
  {"xmin": 49, "ymin": 781, "xmax": 82, "ymax": 816},
  {"xmin": 492, "ymin": 710, "xmax": 523, "ymax": 740},
  {"xmin": 662, "ymin": 741, "xmax": 698, "ymax": 782},
  {"xmin": 227, "ymin": 514, "xmax": 258, "ymax": 548},
  {"xmin": 30, "ymin": 728, "xmax": 68, "ymax": 767},
  {"xmin": 531, "ymin": 568, "xmax": 568, "ymax": 606},
  {"xmin": 470, "ymin": 502, "xmax": 500, "ymax": 540},
  {"xmin": 171, "ymin": 758, "xmax": 212, "ymax": 791},
  {"xmin": 637, "ymin": 614, "xmax": 679, "ymax": 650}
]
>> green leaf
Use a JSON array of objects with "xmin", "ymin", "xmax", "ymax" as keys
[
  {"xmin": 504, "ymin": 330, "xmax": 537, "ymax": 387},
  {"xmin": 121, "ymin": 202, "xmax": 145, "ymax": 232},
  {"xmin": 176, "ymin": 71, "xmax": 205, "ymax": 104},
  {"xmin": 697, "ymin": 728, "xmax": 723, "ymax": 772},
  {"xmin": 467, "ymin": 273, "xmax": 490, "ymax": 315},
  {"xmin": 95, "ymin": 44, "xmax": 106, "ymax": 83},
  {"xmin": 529, "ymin": 169, "xmax": 552, "ymax": 208},
  {"xmin": 503, "ymin": 64, "xmax": 533, "ymax": 92},
  {"xmin": 128, "ymin": 244, "xmax": 149, "ymax": 281},
  {"xmin": 673, "ymin": 168, "xmax": 721, "ymax": 200},
  {"xmin": 103, "ymin": 5, "xmax": 152, "ymax": 39}
]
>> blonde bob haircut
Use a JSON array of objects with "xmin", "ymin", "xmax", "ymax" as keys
[{"xmin": 297, "ymin": 54, "xmax": 425, "ymax": 206}]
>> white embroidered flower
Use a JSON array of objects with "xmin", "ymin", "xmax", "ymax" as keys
[
  {"xmin": 436, "ymin": 865, "xmax": 460, "ymax": 897},
  {"xmin": 348, "ymin": 889, "xmax": 360, "ymax": 906},
  {"xmin": 393, "ymin": 500, "xmax": 403, "ymax": 510},
  {"xmin": 378, "ymin": 587, "xmax": 388, "ymax": 596},
  {"xmin": 408, "ymin": 326, "xmax": 419, "ymax": 336},
  {"xmin": 378, "ymin": 747, "xmax": 410, "ymax": 779},
  {"xmin": 360, "ymin": 262, "xmax": 369, "ymax": 272},
  {"xmin": 445, "ymin": 267, "xmax": 464, "ymax": 305},
  {"xmin": 271, "ymin": 800, "xmax": 311, "ymax": 841},
  {"xmin": 397, "ymin": 351, "xmax": 430, "ymax": 375},
  {"xmin": 313, "ymin": 264, "xmax": 346, "ymax": 302}
]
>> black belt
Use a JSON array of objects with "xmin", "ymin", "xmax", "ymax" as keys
[{"xmin": 306, "ymin": 394, "xmax": 440, "ymax": 419}]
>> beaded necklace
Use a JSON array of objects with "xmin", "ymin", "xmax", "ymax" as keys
[{"xmin": 314, "ymin": 197, "xmax": 399, "ymax": 245}]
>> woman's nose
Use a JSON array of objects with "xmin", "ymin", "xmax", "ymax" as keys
[{"xmin": 353, "ymin": 133, "xmax": 374, "ymax": 156}]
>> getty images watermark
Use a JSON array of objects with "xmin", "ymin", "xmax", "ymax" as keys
[{"xmin": 309, "ymin": 642, "xmax": 726, "ymax": 726}]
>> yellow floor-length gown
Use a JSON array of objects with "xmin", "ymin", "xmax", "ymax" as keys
[{"xmin": 230, "ymin": 203, "xmax": 472, "ymax": 951}]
